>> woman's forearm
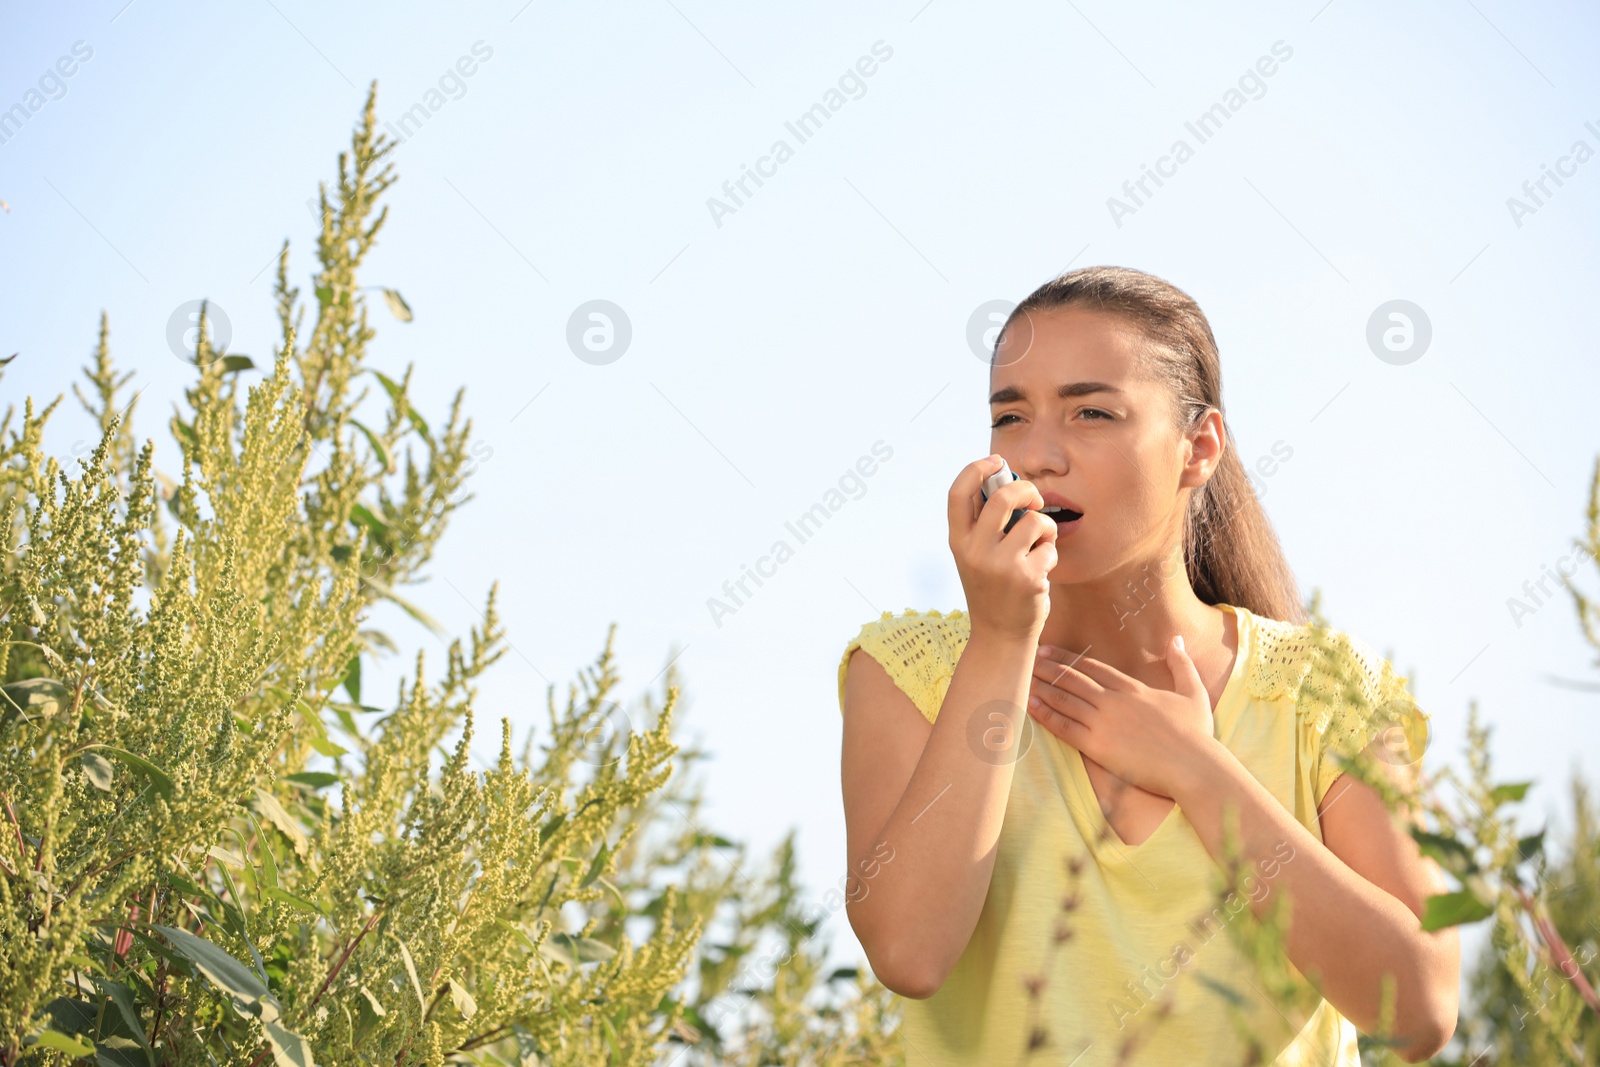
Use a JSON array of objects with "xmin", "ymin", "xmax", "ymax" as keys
[
  {"xmin": 1170, "ymin": 738, "xmax": 1454, "ymax": 1060},
  {"xmin": 846, "ymin": 629, "xmax": 1035, "ymax": 997}
]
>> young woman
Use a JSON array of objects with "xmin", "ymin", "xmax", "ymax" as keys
[{"xmin": 836, "ymin": 267, "xmax": 1460, "ymax": 1065}]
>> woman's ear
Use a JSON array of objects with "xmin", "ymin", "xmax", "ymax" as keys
[{"xmin": 1194, "ymin": 409, "xmax": 1225, "ymax": 476}]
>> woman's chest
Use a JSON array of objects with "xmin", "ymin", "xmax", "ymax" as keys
[{"xmin": 996, "ymin": 699, "xmax": 1305, "ymax": 875}]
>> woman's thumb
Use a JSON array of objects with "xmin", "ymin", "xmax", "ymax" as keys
[{"xmin": 1167, "ymin": 633, "xmax": 1205, "ymax": 695}]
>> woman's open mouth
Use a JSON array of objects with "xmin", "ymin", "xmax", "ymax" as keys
[{"xmin": 1041, "ymin": 505, "xmax": 1083, "ymax": 524}]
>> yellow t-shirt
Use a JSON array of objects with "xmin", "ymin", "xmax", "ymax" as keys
[{"xmin": 836, "ymin": 602, "xmax": 1432, "ymax": 1067}]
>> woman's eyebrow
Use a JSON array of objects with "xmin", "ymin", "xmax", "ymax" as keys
[{"xmin": 988, "ymin": 381, "xmax": 1126, "ymax": 405}]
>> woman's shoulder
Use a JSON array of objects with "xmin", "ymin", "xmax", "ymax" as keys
[
  {"xmin": 1239, "ymin": 607, "xmax": 1411, "ymax": 708},
  {"xmin": 835, "ymin": 607, "xmax": 971, "ymax": 723},
  {"xmin": 1238, "ymin": 606, "xmax": 1430, "ymax": 781},
  {"xmin": 841, "ymin": 606, "xmax": 970, "ymax": 647}
]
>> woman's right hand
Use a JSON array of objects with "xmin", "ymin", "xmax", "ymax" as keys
[{"xmin": 948, "ymin": 455, "xmax": 1058, "ymax": 642}]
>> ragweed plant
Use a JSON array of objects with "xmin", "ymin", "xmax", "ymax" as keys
[{"xmin": 0, "ymin": 86, "xmax": 713, "ymax": 1067}]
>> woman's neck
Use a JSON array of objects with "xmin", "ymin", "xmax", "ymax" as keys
[{"xmin": 1034, "ymin": 555, "xmax": 1229, "ymax": 685}]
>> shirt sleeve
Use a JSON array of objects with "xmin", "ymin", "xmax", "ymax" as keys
[
  {"xmin": 836, "ymin": 610, "xmax": 965, "ymax": 725},
  {"xmin": 1295, "ymin": 627, "xmax": 1432, "ymax": 808}
]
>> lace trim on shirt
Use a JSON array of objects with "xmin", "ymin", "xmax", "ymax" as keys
[
  {"xmin": 840, "ymin": 607, "xmax": 1429, "ymax": 794},
  {"xmin": 837, "ymin": 608, "xmax": 971, "ymax": 723},
  {"xmin": 1250, "ymin": 612, "xmax": 1430, "ymax": 793}
]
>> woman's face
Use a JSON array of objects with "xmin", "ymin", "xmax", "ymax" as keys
[{"xmin": 989, "ymin": 305, "xmax": 1205, "ymax": 581}]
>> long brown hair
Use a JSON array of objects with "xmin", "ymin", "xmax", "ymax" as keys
[{"xmin": 993, "ymin": 265, "xmax": 1307, "ymax": 625}]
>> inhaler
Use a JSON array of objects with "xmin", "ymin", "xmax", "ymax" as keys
[{"xmin": 979, "ymin": 457, "xmax": 1027, "ymax": 534}]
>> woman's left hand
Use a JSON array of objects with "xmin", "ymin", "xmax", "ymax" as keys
[{"xmin": 1027, "ymin": 635, "xmax": 1216, "ymax": 799}]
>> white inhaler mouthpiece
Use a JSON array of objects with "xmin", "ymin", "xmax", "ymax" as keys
[{"xmin": 979, "ymin": 458, "xmax": 1026, "ymax": 533}]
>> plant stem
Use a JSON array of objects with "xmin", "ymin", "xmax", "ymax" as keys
[
  {"xmin": 1514, "ymin": 885, "xmax": 1600, "ymax": 1017},
  {"xmin": 307, "ymin": 908, "xmax": 383, "ymax": 1014}
]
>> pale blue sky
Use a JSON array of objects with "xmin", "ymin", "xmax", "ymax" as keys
[{"xmin": 4, "ymin": 0, "xmax": 1599, "ymax": 1012}]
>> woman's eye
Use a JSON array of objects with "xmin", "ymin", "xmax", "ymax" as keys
[{"xmin": 992, "ymin": 409, "xmax": 1112, "ymax": 429}]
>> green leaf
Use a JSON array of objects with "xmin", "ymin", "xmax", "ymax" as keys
[
  {"xmin": 359, "ymin": 574, "xmax": 446, "ymax": 637},
  {"xmin": 41, "ymin": 996, "xmax": 97, "ymax": 1036},
  {"xmin": 1514, "ymin": 829, "xmax": 1547, "ymax": 861},
  {"xmin": 220, "ymin": 355, "xmax": 255, "ymax": 373},
  {"xmin": 358, "ymin": 986, "xmax": 386, "ymax": 1018},
  {"xmin": 539, "ymin": 813, "xmax": 566, "ymax": 844},
  {"xmin": 152, "ymin": 924, "xmax": 267, "ymax": 1005},
  {"xmin": 381, "ymin": 288, "xmax": 413, "ymax": 322},
  {"xmin": 367, "ymin": 369, "xmax": 431, "ymax": 443},
  {"xmin": 205, "ymin": 849, "xmax": 268, "ymax": 984},
  {"xmin": 307, "ymin": 733, "xmax": 347, "ymax": 758},
  {"xmin": 329, "ymin": 704, "xmax": 360, "ymax": 741},
  {"xmin": 350, "ymin": 421, "xmax": 392, "ymax": 475},
  {"xmin": 93, "ymin": 980, "xmax": 150, "ymax": 1060},
  {"xmin": 540, "ymin": 932, "xmax": 616, "ymax": 968},
  {"xmin": 263, "ymin": 1018, "xmax": 315, "ymax": 1067},
  {"xmin": 56, "ymin": 982, "xmax": 151, "ymax": 1067},
  {"xmin": 94, "ymin": 1035, "xmax": 149, "ymax": 1067},
  {"xmin": 285, "ymin": 772, "xmax": 339, "ymax": 789},
  {"xmin": 580, "ymin": 842, "xmax": 611, "ymax": 890},
  {"xmin": 689, "ymin": 831, "xmax": 737, "ymax": 849},
  {"xmin": 396, "ymin": 938, "xmax": 426, "ymax": 1013},
  {"xmin": 250, "ymin": 789, "xmax": 308, "ymax": 859},
  {"xmin": 242, "ymin": 811, "xmax": 279, "ymax": 891},
  {"xmin": 448, "ymin": 979, "xmax": 478, "ymax": 1020},
  {"xmin": 512, "ymin": 1026, "xmax": 549, "ymax": 1067},
  {"xmin": 81, "ymin": 751, "xmax": 114, "ymax": 791},
  {"xmin": 1420, "ymin": 890, "xmax": 1494, "ymax": 931},
  {"xmin": 315, "ymin": 286, "xmax": 334, "ymax": 308},
  {"xmin": 2, "ymin": 677, "xmax": 70, "ymax": 721},
  {"xmin": 164, "ymin": 871, "xmax": 210, "ymax": 901},
  {"xmin": 292, "ymin": 699, "xmax": 348, "ymax": 759},
  {"xmin": 341, "ymin": 653, "xmax": 362, "ymax": 705},
  {"xmin": 370, "ymin": 368, "xmax": 405, "ymax": 407},
  {"xmin": 82, "ymin": 746, "xmax": 173, "ymax": 799},
  {"xmin": 826, "ymin": 966, "xmax": 859, "ymax": 983},
  {"xmin": 348, "ymin": 503, "xmax": 390, "ymax": 544},
  {"xmin": 34, "ymin": 1030, "xmax": 95, "ymax": 1058},
  {"xmin": 263, "ymin": 887, "xmax": 323, "ymax": 915},
  {"xmin": 207, "ymin": 845, "xmax": 246, "ymax": 868},
  {"xmin": 1489, "ymin": 781, "xmax": 1533, "ymax": 806},
  {"xmin": 122, "ymin": 928, "xmax": 195, "ymax": 978},
  {"xmin": 1409, "ymin": 828, "xmax": 1477, "ymax": 876}
]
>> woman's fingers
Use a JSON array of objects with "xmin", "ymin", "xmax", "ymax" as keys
[
  {"xmin": 1030, "ymin": 667, "xmax": 1095, "ymax": 715},
  {"xmin": 948, "ymin": 455, "xmax": 1004, "ymax": 537},
  {"xmin": 1049, "ymin": 651, "xmax": 1137, "ymax": 692},
  {"xmin": 1032, "ymin": 652, "xmax": 1105, "ymax": 703},
  {"xmin": 1027, "ymin": 684, "xmax": 1087, "ymax": 745}
]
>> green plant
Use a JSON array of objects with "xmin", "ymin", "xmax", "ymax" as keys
[
  {"xmin": 0, "ymin": 86, "xmax": 711, "ymax": 1067},
  {"xmin": 1, "ymin": 81, "xmax": 909, "ymax": 1067}
]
